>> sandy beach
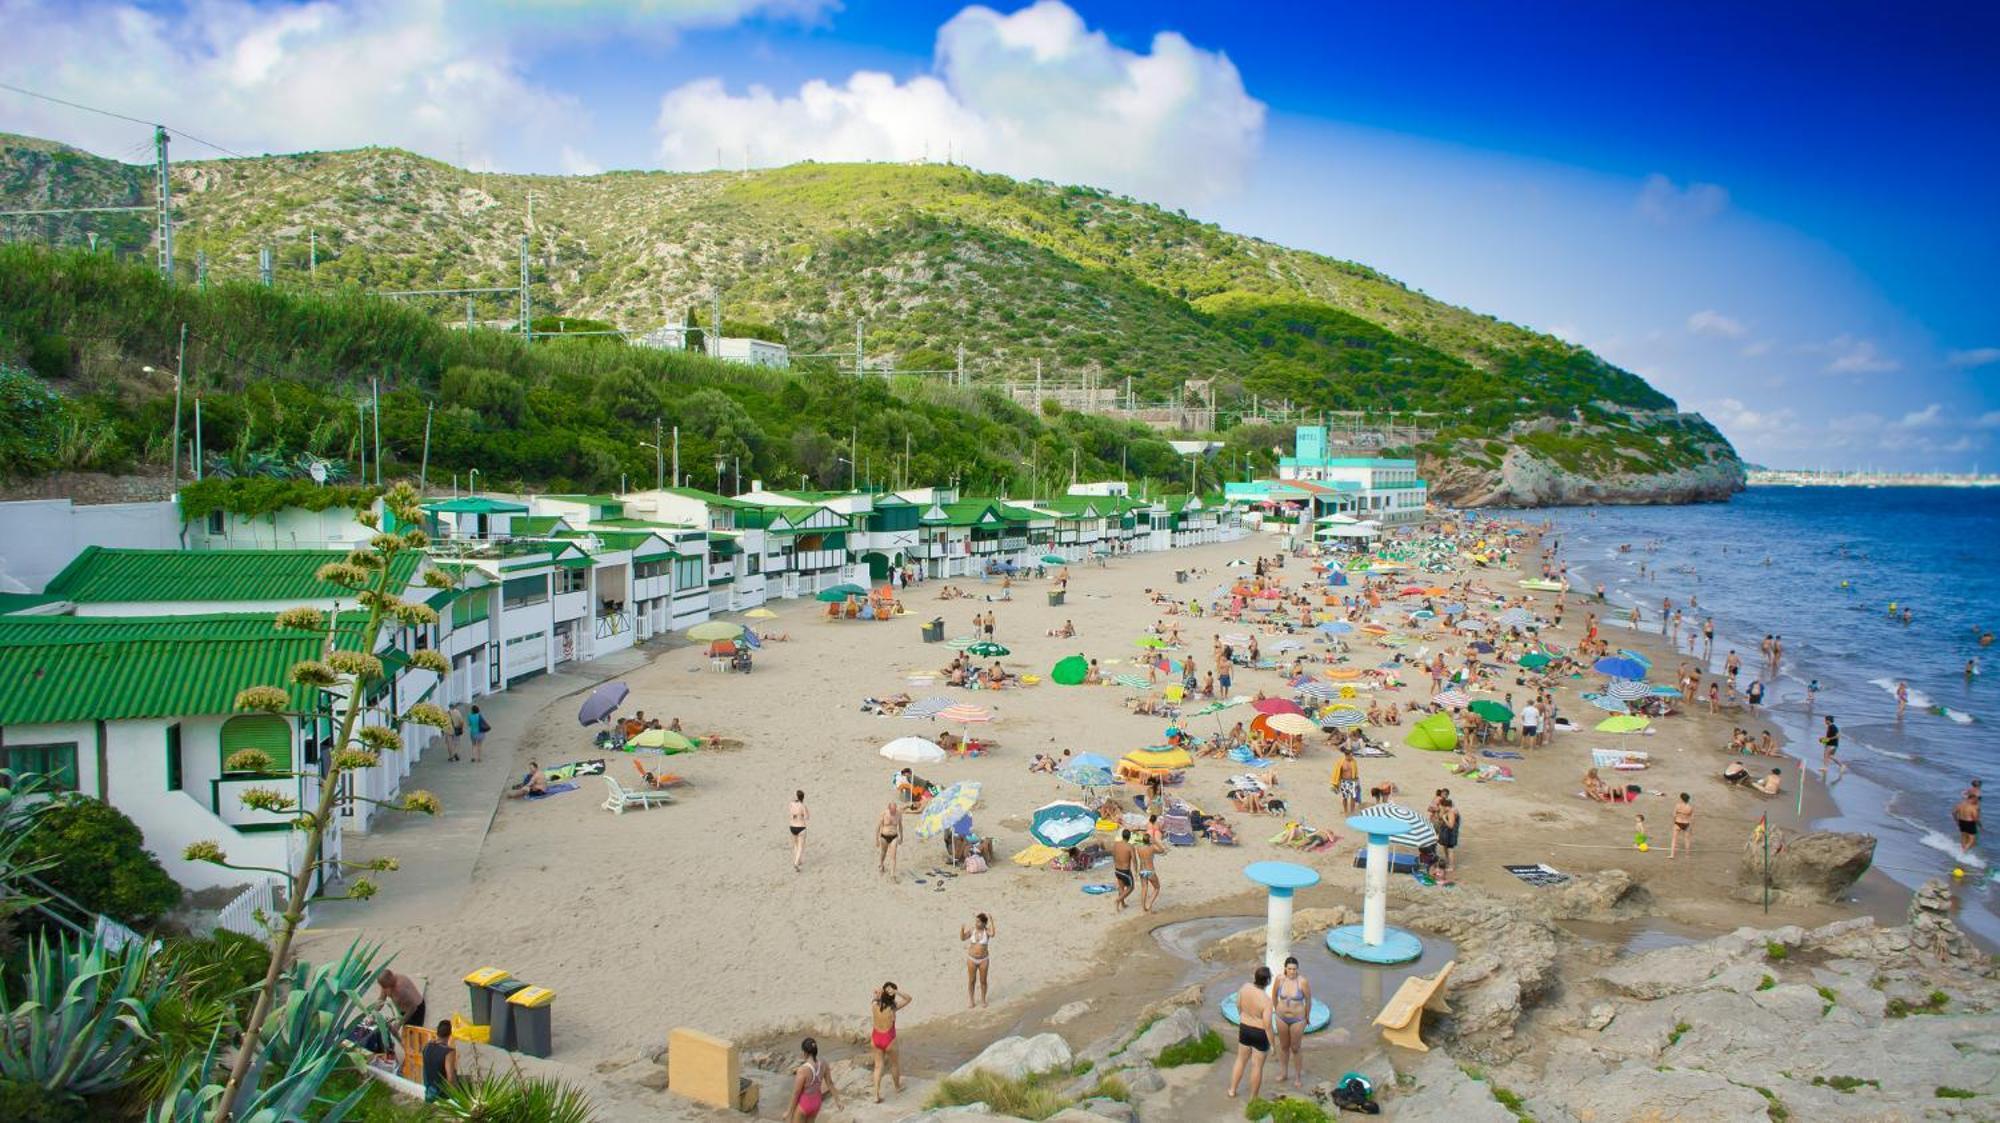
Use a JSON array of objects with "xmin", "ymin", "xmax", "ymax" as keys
[{"xmin": 301, "ymin": 525, "xmax": 1893, "ymax": 1119}]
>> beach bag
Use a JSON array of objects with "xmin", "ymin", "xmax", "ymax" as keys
[
  {"xmin": 1333, "ymin": 1072, "xmax": 1379, "ymax": 1113},
  {"xmin": 965, "ymin": 853, "xmax": 988, "ymax": 873}
]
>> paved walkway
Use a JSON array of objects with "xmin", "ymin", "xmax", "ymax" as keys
[{"xmin": 309, "ymin": 646, "xmax": 655, "ymax": 932}]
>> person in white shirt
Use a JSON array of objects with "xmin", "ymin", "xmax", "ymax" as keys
[{"xmin": 1520, "ymin": 702, "xmax": 1542, "ymax": 747}]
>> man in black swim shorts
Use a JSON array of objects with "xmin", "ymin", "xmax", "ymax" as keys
[{"xmin": 1227, "ymin": 965, "xmax": 1273, "ymax": 1099}]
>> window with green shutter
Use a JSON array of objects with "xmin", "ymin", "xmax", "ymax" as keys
[
  {"xmin": 4, "ymin": 743, "xmax": 78, "ymax": 791},
  {"xmin": 165, "ymin": 723, "xmax": 183, "ymax": 791},
  {"xmin": 451, "ymin": 590, "xmax": 491, "ymax": 626},
  {"xmin": 220, "ymin": 714, "xmax": 292, "ymax": 774}
]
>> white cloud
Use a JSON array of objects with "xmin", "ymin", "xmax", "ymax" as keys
[
  {"xmin": 1702, "ymin": 397, "xmax": 1797, "ymax": 438},
  {"xmin": 1824, "ymin": 336, "xmax": 1901, "ymax": 374},
  {"xmin": 1947, "ymin": 347, "xmax": 2000, "ymax": 369},
  {"xmin": 558, "ymin": 146, "xmax": 603, "ymax": 176},
  {"xmin": 1686, "ymin": 309, "xmax": 1747, "ymax": 338},
  {"xmin": 1897, "ymin": 403, "xmax": 1943, "ymax": 428},
  {"xmin": 1635, "ymin": 173, "xmax": 1728, "ymax": 224},
  {"xmin": 653, "ymin": 0, "xmax": 1267, "ymax": 207},
  {"xmin": 1739, "ymin": 339, "xmax": 1773, "ymax": 357},
  {"xmin": 1976, "ymin": 411, "xmax": 2000, "ymax": 429}
]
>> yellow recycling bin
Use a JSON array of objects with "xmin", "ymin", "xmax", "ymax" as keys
[
  {"xmin": 462, "ymin": 967, "xmax": 511, "ymax": 1026},
  {"xmin": 507, "ymin": 985, "xmax": 558, "ymax": 1058}
]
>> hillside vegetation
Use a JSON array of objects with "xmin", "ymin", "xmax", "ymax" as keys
[{"xmin": 0, "ymin": 133, "xmax": 1743, "ymax": 502}]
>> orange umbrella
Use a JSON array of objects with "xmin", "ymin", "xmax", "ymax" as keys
[{"xmin": 1322, "ymin": 667, "xmax": 1363, "ymax": 681}]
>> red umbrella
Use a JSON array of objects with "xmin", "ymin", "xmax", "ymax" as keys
[
  {"xmin": 1398, "ymin": 586, "xmax": 1427, "ymax": 597},
  {"xmin": 1252, "ymin": 698, "xmax": 1306, "ymax": 716}
]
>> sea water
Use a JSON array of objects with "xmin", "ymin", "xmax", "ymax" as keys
[{"xmin": 1534, "ymin": 486, "xmax": 1999, "ymax": 945}]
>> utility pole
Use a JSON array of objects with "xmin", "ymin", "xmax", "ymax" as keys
[
  {"xmin": 154, "ymin": 125, "xmax": 173, "ymax": 281},
  {"xmin": 654, "ymin": 417, "xmax": 664, "ymax": 491},
  {"xmin": 309, "ymin": 228, "xmax": 317, "ymax": 280},
  {"xmin": 1035, "ymin": 358, "xmax": 1043, "ymax": 407},
  {"xmin": 419, "ymin": 403, "xmax": 433, "ymax": 491},
  {"xmin": 956, "ymin": 343, "xmax": 965, "ymax": 388},
  {"xmin": 465, "ymin": 296, "xmax": 474, "ymax": 329},
  {"xmin": 519, "ymin": 236, "xmax": 531, "ymax": 341},
  {"xmin": 170, "ymin": 323, "xmax": 186, "ymax": 484},
  {"xmin": 711, "ymin": 290, "xmax": 722, "ymax": 357},
  {"xmin": 850, "ymin": 427, "xmax": 858, "ymax": 490},
  {"xmin": 371, "ymin": 378, "xmax": 381, "ymax": 485},
  {"xmin": 193, "ymin": 398, "xmax": 203, "ymax": 480},
  {"xmin": 259, "ymin": 246, "xmax": 272, "ymax": 287},
  {"xmin": 671, "ymin": 426, "xmax": 679, "ymax": 491},
  {"xmin": 356, "ymin": 400, "xmax": 366, "ymax": 482}
]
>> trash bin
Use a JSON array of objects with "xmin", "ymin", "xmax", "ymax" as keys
[
  {"xmin": 463, "ymin": 967, "xmax": 511, "ymax": 1026},
  {"xmin": 486, "ymin": 977, "xmax": 532, "ymax": 1050},
  {"xmin": 1175, "ymin": 570, "xmax": 1187, "ymax": 584},
  {"xmin": 922, "ymin": 617, "xmax": 944, "ymax": 643},
  {"xmin": 507, "ymin": 984, "xmax": 558, "ymax": 1058},
  {"xmin": 1046, "ymin": 589, "xmax": 1065, "ymax": 607}
]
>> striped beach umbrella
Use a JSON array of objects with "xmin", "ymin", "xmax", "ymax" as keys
[
  {"xmin": 1432, "ymin": 688, "xmax": 1471, "ymax": 708},
  {"xmin": 1266, "ymin": 712, "xmax": 1318, "ymax": 737},
  {"xmin": 904, "ymin": 696, "xmax": 955, "ymax": 718},
  {"xmin": 1498, "ymin": 608, "xmax": 1535, "ymax": 629},
  {"xmin": 1112, "ymin": 673, "xmax": 1152, "ymax": 690},
  {"xmin": 1605, "ymin": 679, "xmax": 1650, "ymax": 701},
  {"xmin": 937, "ymin": 703, "xmax": 994, "ymax": 724},
  {"xmin": 1297, "ymin": 681, "xmax": 1338, "ymax": 702},
  {"xmin": 1585, "ymin": 693, "xmax": 1631, "ymax": 713},
  {"xmin": 1369, "ymin": 802, "xmax": 1439, "ymax": 848},
  {"xmin": 1321, "ymin": 707, "xmax": 1365, "ymax": 729}
]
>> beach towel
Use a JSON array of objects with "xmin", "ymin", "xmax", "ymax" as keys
[
  {"xmin": 1349, "ymin": 743, "xmax": 1394, "ymax": 759},
  {"xmin": 1011, "ymin": 843, "xmax": 1062, "ymax": 867},
  {"xmin": 525, "ymin": 781, "xmax": 578, "ymax": 800},
  {"xmin": 1082, "ymin": 883, "xmax": 1115, "ymax": 895},
  {"xmin": 545, "ymin": 760, "xmax": 604, "ymax": 781},
  {"xmin": 1481, "ymin": 750, "xmax": 1525, "ymax": 760},
  {"xmin": 1503, "ymin": 863, "xmax": 1572, "ymax": 887}
]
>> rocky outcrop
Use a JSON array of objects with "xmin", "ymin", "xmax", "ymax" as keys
[
  {"xmin": 950, "ymin": 1033, "xmax": 1073, "ymax": 1082},
  {"xmin": 1116, "ymin": 1008, "xmax": 1208, "ymax": 1064},
  {"xmin": 1423, "ymin": 409, "xmax": 1747, "ymax": 508},
  {"xmin": 1427, "ymin": 443, "xmax": 1745, "ymax": 507},
  {"xmin": 1738, "ymin": 829, "xmax": 1876, "ymax": 905}
]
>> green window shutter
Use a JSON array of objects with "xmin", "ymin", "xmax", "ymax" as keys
[
  {"xmin": 5, "ymin": 743, "xmax": 79, "ymax": 791},
  {"xmin": 165, "ymin": 724, "xmax": 183, "ymax": 791},
  {"xmin": 452, "ymin": 590, "xmax": 491, "ymax": 626},
  {"xmin": 220, "ymin": 714, "xmax": 292, "ymax": 773}
]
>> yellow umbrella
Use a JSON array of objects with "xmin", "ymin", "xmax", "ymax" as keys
[
  {"xmin": 687, "ymin": 621, "xmax": 744, "ymax": 642},
  {"xmin": 1122, "ymin": 747, "xmax": 1192, "ymax": 772},
  {"xmin": 745, "ymin": 607, "xmax": 779, "ymax": 619},
  {"xmin": 629, "ymin": 728, "xmax": 697, "ymax": 752}
]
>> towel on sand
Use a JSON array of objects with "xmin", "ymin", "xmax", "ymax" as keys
[{"xmin": 525, "ymin": 781, "xmax": 578, "ymax": 800}]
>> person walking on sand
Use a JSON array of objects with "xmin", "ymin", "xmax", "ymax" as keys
[
  {"xmin": 788, "ymin": 790, "xmax": 810, "ymax": 872},
  {"xmin": 1227, "ymin": 966, "xmax": 1273, "ymax": 1099},
  {"xmin": 1334, "ymin": 746, "xmax": 1360, "ymax": 814},
  {"xmin": 1136, "ymin": 834, "xmax": 1164, "ymax": 913},
  {"xmin": 961, "ymin": 912, "xmax": 996, "ymax": 1008},
  {"xmin": 1111, "ymin": 831, "xmax": 1137, "ymax": 912},
  {"xmin": 1820, "ymin": 716, "xmax": 1847, "ymax": 779},
  {"xmin": 876, "ymin": 802, "xmax": 903, "ymax": 878},
  {"xmin": 1670, "ymin": 793, "xmax": 1693, "ymax": 859},
  {"xmin": 1954, "ymin": 792, "xmax": 1980, "ymax": 855},
  {"xmin": 869, "ymin": 984, "xmax": 911, "ymax": 1103},
  {"xmin": 466, "ymin": 705, "xmax": 488, "ymax": 763},
  {"xmin": 788, "ymin": 1036, "xmax": 837, "ymax": 1122},
  {"xmin": 1272, "ymin": 956, "xmax": 1314, "ymax": 1089}
]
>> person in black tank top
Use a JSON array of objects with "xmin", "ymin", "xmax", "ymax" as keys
[{"xmin": 422, "ymin": 1020, "xmax": 458, "ymax": 1102}]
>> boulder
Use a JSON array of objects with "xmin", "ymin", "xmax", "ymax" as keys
[
  {"xmin": 1739, "ymin": 829, "xmax": 1875, "ymax": 904},
  {"xmin": 1120, "ymin": 1067, "xmax": 1165, "ymax": 1094},
  {"xmin": 1049, "ymin": 1000, "xmax": 1092, "ymax": 1026},
  {"xmin": 1074, "ymin": 1097, "xmax": 1137, "ymax": 1122},
  {"xmin": 894, "ymin": 1107, "xmax": 1009, "ymax": 1123},
  {"xmin": 1119, "ymin": 1008, "xmax": 1207, "ymax": 1063},
  {"xmin": 1388, "ymin": 1053, "xmax": 1519, "ymax": 1123},
  {"xmin": 951, "ymin": 1033, "xmax": 1074, "ymax": 1082}
]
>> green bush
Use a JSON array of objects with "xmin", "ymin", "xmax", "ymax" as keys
[
  {"xmin": 1764, "ymin": 942, "xmax": 1788, "ymax": 961},
  {"xmin": 1156, "ymin": 1027, "xmax": 1226, "ymax": 1067},
  {"xmin": 1936, "ymin": 1086, "xmax": 1976, "ymax": 1099},
  {"xmin": 1245, "ymin": 1095, "xmax": 1332, "ymax": 1123},
  {"xmin": 0, "ymin": 1079, "xmax": 92, "ymax": 1123},
  {"xmin": 926, "ymin": 1070, "xmax": 1072, "ymax": 1120},
  {"xmin": 13, "ymin": 796, "xmax": 183, "ymax": 928},
  {"xmin": 426, "ymin": 1070, "xmax": 598, "ymax": 1123}
]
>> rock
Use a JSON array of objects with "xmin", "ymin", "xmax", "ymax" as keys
[
  {"xmin": 895, "ymin": 1106, "xmax": 1006, "ymax": 1123},
  {"xmin": 633, "ymin": 1067, "xmax": 668, "ymax": 1091},
  {"xmin": 1389, "ymin": 1053, "xmax": 1519, "ymax": 1123},
  {"xmin": 1425, "ymin": 422, "xmax": 1746, "ymax": 509},
  {"xmin": 1904, "ymin": 878, "xmax": 1980, "ymax": 961},
  {"xmin": 1049, "ymin": 1000, "xmax": 1092, "ymax": 1026},
  {"xmin": 1540, "ymin": 1058, "xmax": 1772, "ymax": 1121},
  {"xmin": 1074, "ymin": 1097, "xmax": 1137, "ymax": 1122},
  {"xmin": 1598, "ymin": 940, "xmax": 1753, "ymax": 1000},
  {"xmin": 951, "ymin": 1033, "xmax": 1074, "ymax": 1082},
  {"xmin": 1583, "ymin": 1002, "xmax": 1618, "ymax": 1030},
  {"xmin": 1119, "ymin": 1008, "xmax": 1207, "ymax": 1062},
  {"xmin": 1739, "ymin": 829, "xmax": 1875, "ymax": 904},
  {"xmin": 1120, "ymin": 1067, "xmax": 1165, "ymax": 1094}
]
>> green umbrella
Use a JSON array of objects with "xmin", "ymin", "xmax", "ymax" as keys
[
  {"xmin": 966, "ymin": 641, "xmax": 1010, "ymax": 657},
  {"xmin": 1050, "ymin": 655, "xmax": 1090, "ymax": 686},
  {"xmin": 1404, "ymin": 713, "xmax": 1459, "ymax": 752},
  {"xmin": 1467, "ymin": 699, "xmax": 1514, "ymax": 723},
  {"xmin": 816, "ymin": 586, "xmax": 862, "ymax": 603},
  {"xmin": 1595, "ymin": 715, "xmax": 1651, "ymax": 734},
  {"xmin": 1517, "ymin": 653, "xmax": 1553, "ymax": 670},
  {"xmin": 1041, "ymin": 554, "xmax": 1066, "ymax": 565}
]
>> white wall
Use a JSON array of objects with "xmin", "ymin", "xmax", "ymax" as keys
[{"xmin": 0, "ymin": 498, "xmax": 180, "ymax": 593}]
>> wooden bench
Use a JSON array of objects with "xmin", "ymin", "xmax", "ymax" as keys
[{"xmin": 1374, "ymin": 959, "xmax": 1455, "ymax": 1051}]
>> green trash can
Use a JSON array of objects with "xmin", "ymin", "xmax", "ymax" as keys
[
  {"xmin": 1046, "ymin": 589, "xmax": 1065, "ymax": 607},
  {"xmin": 922, "ymin": 618, "xmax": 944, "ymax": 643},
  {"xmin": 463, "ymin": 967, "xmax": 511, "ymax": 1027},
  {"xmin": 507, "ymin": 985, "xmax": 557, "ymax": 1058},
  {"xmin": 486, "ymin": 977, "xmax": 532, "ymax": 1050}
]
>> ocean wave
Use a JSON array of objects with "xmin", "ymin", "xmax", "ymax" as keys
[
  {"xmin": 1917, "ymin": 830, "xmax": 1988, "ymax": 869},
  {"xmin": 1868, "ymin": 677, "xmax": 1935, "ymax": 709}
]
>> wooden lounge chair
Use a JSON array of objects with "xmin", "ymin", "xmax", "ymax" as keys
[
  {"xmin": 1375, "ymin": 959, "xmax": 1455, "ymax": 1051},
  {"xmin": 601, "ymin": 774, "xmax": 675, "ymax": 814}
]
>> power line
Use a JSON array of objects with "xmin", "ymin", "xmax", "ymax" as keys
[{"xmin": 0, "ymin": 80, "xmax": 155, "ymax": 128}]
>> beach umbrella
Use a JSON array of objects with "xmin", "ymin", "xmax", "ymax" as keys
[
  {"xmin": 1441, "ymin": 603, "xmax": 1467, "ymax": 617},
  {"xmin": 1189, "ymin": 698, "xmax": 1245, "ymax": 717},
  {"xmin": 815, "ymin": 586, "xmax": 859, "ymax": 603},
  {"xmin": 1270, "ymin": 639, "xmax": 1304, "ymax": 653},
  {"xmin": 1648, "ymin": 685, "xmax": 1683, "ymax": 698},
  {"xmin": 687, "ymin": 621, "xmax": 745, "ymax": 642},
  {"xmin": 1404, "ymin": 714, "xmax": 1459, "ymax": 751},
  {"xmin": 1410, "ymin": 610, "xmax": 1436, "ymax": 621},
  {"xmin": 1029, "ymin": 801, "xmax": 1099, "ymax": 848},
  {"xmin": 1618, "ymin": 649, "xmax": 1654, "ymax": 669},
  {"xmin": 1226, "ymin": 559, "xmax": 1249, "ymax": 568},
  {"xmin": 1059, "ymin": 754, "xmax": 1116, "ymax": 789},
  {"xmin": 1040, "ymin": 554, "xmax": 1067, "ymax": 565},
  {"xmin": 576, "ymin": 681, "xmax": 629, "ymax": 726},
  {"xmin": 1122, "ymin": 747, "xmax": 1192, "ymax": 772},
  {"xmin": 1596, "ymin": 715, "xmax": 1652, "ymax": 734},
  {"xmin": 629, "ymin": 728, "xmax": 696, "ymax": 753},
  {"xmin": 1266, "ymin": 712, "xmax": 1318, "ymax": 737},
  {"xmin": 1518, "ymin": 653, "xmax": 1554, "ymax": 670},
  {"xmin": 745, "ymin": 607, "xmax": 779, "ymax": 619},
  {"xmin": 916, "ymin": 781, "xmax": 982, "ymax": 839},
  {"xmin": 1297, "ymin": 681, "xmax": 1338, "ymax": 702},
  {"xmin": 1322, "ymin": 668, "xmax": 1364, "ymax": 682},
  {"xmin": 1112, "ymin": 673, "xmax": 1152, "ymax": 690},
  {"xmin": 1605, "ymin": 679, "xmax": 1650, "ymax": 701},
  {"xmin": 1321, "ymin": 707, "xmax": 1365, "ymax": 729},
  {"xmin": 904, "ymin": 696, "xmax": 955, "ymax": 718},
  {"xmin": 1318, "ymin": 621, "xmax": 1354, "ymax": 636},
  {"xmin": 879, "ymin": 736, "xmax": 946, "ymax": 764},
  {"xmin": 1253, "ymin": 698, "xmax": 1307, "ymax": 716},
  {"xmin": 966, "ymin": 641, "xmax": 1011, "ymax": 658},
  {"xmin": 1594, "ymin": 656, "xmax": 1648, "ymax": 680},
  {"xmin": 1371, "ymin": 802, "xmax": 1439, "ymax": 848},
  {"xmin": 1585, "ymin": 693, "xmax": 1631, "ymax": 714},
  {"xmin": 1498, "ymin": 608, "xmax": 1535, "ymax": 629},
  {"xmin": 1432, "ymin": 688, "xmax": 1470, "ymax": 709},
  {"xmin": 1092, "ymin": 546, "xmax": 1112, "ymax": 556},
  {"xmin": 937, "ymin": 703, "xmax": 994, "ymax": 724},
  {"xmin": 1471, "ymin": 641, "xmax": 1495, "ymax": 654},
  {"xmin": 1467, "ymin": 699, "xmax": 1513, "ymax": 723},
  {"xmin": 1134, "ymin": 635, "xmax": 1170, "ymax": 649},
  {"xmin": 1050, "ymin": 655, "xmax": 1091, "ymax": 686}
]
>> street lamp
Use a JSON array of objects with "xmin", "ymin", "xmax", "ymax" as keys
[
  {"xmin": 836, "ymin": 456, "xmax": 855, "ymax": 490},
  {"xmin": 636, "ymin": 440, "xmax": 665, "ymax": 492}
]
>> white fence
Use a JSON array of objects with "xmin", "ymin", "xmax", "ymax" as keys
[{"xmin": 214, "ymin": 878, "xmax": 296, "ymax": 937}]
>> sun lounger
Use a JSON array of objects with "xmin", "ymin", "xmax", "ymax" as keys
[
  {"xmin": 631, "ymin": 759, "xmax": 687, "ymax": 790},
  {"xmin": 1375, "ymin": 960, "xmax": 1455, "ymax": 1051},
  {"xmin": 601, "ymin": 774, "xmax": 675, "ymax": 814},
  {"xmin": 1160, "ymin": 812, "xmax": 1197, "ymax": 846}
]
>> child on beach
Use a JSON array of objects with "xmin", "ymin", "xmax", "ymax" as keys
[{"xmin": 1634, "ymin": 814, "xmax": 1649, "ymax": 853}]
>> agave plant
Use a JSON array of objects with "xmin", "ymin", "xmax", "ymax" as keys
[
  {"xmin": 429, "ymin": 1069, "xmax": 599, "ymax": 1123},
  {"xmin": 0, "ymin": 931, "xmax": 166, "ymax": 1095}
]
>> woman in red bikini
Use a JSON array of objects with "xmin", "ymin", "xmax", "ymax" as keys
[
  {"xmin": 787, "ymin": 1036, "xmax": 838, "ymax": 1122},
  {"xmin": 870, "ymin": 982, "xmax": 911, "ymax": 1103}
]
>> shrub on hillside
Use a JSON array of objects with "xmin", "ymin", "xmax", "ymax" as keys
[{"xmin": 14, "ymin": 797, "xmax": 183, "ymax": 928}]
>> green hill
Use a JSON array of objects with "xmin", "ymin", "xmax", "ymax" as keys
[{"xmin": 0, "ymin": 133, "xmax": 1743, "ymax": 503}]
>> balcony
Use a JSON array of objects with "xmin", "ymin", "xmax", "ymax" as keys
[{"xmin": 210, "ymin": 773, "xmax": 308, "ymax": 833}]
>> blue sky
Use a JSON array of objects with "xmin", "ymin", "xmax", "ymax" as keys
[{"xmin": 5, "ymin": 0, "xmax": 1996, "ymax": 469}]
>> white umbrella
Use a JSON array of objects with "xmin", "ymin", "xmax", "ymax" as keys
[{"xmin": 880, "ymin": 736, "xmax": 946, "ymax": 764}]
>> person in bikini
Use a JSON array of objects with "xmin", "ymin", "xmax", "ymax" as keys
[
  {"xmin": 788, "ymin": 790, "xmax": 810, "ymax": 872},
  {"xmin": 961, "ymin": 912, "xmax": 997, "ymax": 1008},
  {"xmin": 1273, "ymin": 956, "xmax": 1313, "ymax": 1088},
  {"xmin": 1227, "ymin": 966, "xmax": 1273, "ymax": 1099},
  {"xmin": 787, "ymin": 1036, "xmax": 837, "ymax": 1122},
  {"xmin": 1135, "ymin": 834, "xmax": 1163, "ymax": 913},
  {"xmin": 876, "ymin": 802, "xmax": 903, "ymax": 878},
  {"xmin": 869, "ymin": 983, "xmax": 911, "ymax": 1103}
]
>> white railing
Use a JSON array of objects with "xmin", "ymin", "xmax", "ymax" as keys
[{"xmin": 215, "ymin": 879, "xmax": 280, "ymax": 937}]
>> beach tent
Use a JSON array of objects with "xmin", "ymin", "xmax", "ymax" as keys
[
  {"xmin": 1050, "ymin": 655, "xmax": 1090, "ymax": 686},
  {"xmin": 1404, "ymin": 714, "xmax": 1459, "ymax": 751}
]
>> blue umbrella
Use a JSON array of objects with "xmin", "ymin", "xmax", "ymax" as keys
[
  {"xmin": 1030, "ymin": 801, "xmax": 1098, "ymax": 848},
  {"xmin": 576, "ymin": 681, "xmax": 629, "ymax": 726},
  {"xmin": 1648, "ymin": 685, "xmax": 1683, "ymax": 698},
  {"xmin": 1594, "ymin": 656, "xmax": 1647, "ymax": 680},
  {"xmin": 1318, "ymin": 621, "xmax": 1354, "ymax": 636},
  {"xmin": 1059, "ymin": 754, "xmax": 1116, "ymax": 789},
  {"xmin": 1440, "ymin": 603, "xmax": 1467, "ymax": 616},
  {"xmin": 1618, "ymin": 648, "xmax": 1654, "ymax": 669}
]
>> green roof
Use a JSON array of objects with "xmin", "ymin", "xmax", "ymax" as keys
[
  {"xmin": 590, "ymin": 517, "xmax": 696, "ymax": 531},
  {"xmin": 421, "ymin": 496, "xmax": 530, "ymax": 514},
  {"xmin": 509, "ymin": 515, "xmax": 569, "ymax": 535},
  {"xmin": 44, "ymin": 547, "xmax": 424, "ymax": 605},
  {"xmin": 539, "ymin": 493, "xmax": 620, "ymax": 505},
  {"xmin": 660, "ymin": 486, "xmax": 756, "ymax": 510},
  {"xmin": 0, "ymin": 612, "xmax": 370, "ymax": 725}
]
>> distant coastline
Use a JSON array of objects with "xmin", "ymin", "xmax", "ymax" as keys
[{"xmin": 1747, "ymin": 469, "xmax": 2000, "ymax": 488}]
